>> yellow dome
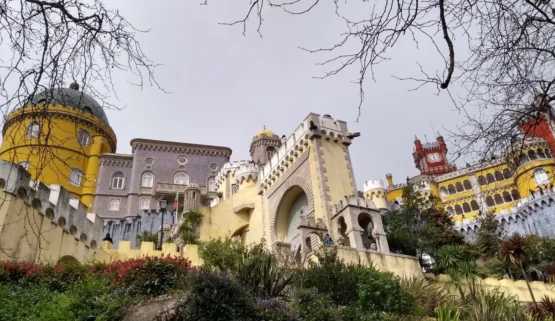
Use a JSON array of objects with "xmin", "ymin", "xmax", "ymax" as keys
[{"xmin": 256, "ymin": 129, "xmax": 275, "ymax": 137}]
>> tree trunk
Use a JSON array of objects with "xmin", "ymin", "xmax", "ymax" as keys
[{"xmin": 520, "ymin": 262, "xmax": 538, "ymax": 307}]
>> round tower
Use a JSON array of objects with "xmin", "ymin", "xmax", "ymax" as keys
[
  {"xmin": 510, "ymin": 137, "xmax": 555, "ymax": 199},
  {"xmin": 183, "ymin": 183, "xmax": 202, "ymax": 213},
  {"xmin": 0, "ymin": 82, "xmax": 117, "ymax": 211},
  {"xmin": 363, "ymin": 179, "xmax": 389, "ymax": 210},
  {"xmin": 250, "ymin": 127, "xmax": 281, "ymax": 165}
]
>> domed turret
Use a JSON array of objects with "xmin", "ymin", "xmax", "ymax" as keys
[
  {"xmin": 250, "ymin": 126, "xmax": 281, "ymax": 165},
  {"xmin": 31, "ymin": 82, "xmax": 109, "ymax": 125}
]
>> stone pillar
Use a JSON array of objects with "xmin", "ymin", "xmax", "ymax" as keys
[{"xmin": 369, "ymin": 212, "xmax": 390, "ymax": 253}]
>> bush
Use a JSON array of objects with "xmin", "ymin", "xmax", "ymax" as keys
[
  {"xmin": 291, "ymin": 288, "xmax": 341, "ymax": 321},
  {"xmin": 169, "ymin": 269, "xmax": 258, "ymax": 321},
  {"xmin": 356, "ymin": 268, "xmax": 414, "ymax": 315},
  {"xmin": 300, "ymin": 248, "xmax": 360, "ymax": 306},
  {"xmin": 92, "ymin": 255, "xmax": 192, "ymax": 297},
  {"xmin": 257, "ymin": 297, "xmax": 300, "ymax": 321}
]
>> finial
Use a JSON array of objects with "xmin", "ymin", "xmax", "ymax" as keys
[
  {"xmin": 69, "ymin": 81, "xmax": 79, "ymax": 90},
  {"xmin": 263, "ymin": 125, "xmax": 266, "ymax": 130}
]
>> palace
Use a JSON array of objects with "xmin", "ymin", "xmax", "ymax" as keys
[
  {"xmin": 0, "ymin": 83, "xmax": 421, "ymax": 277},
  {"xmin": 377, "ymin": 97, "xmax": 555, "ymax": 241}
]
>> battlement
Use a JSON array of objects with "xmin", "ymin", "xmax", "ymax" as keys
[
  {"xmin": 0, "ymin": 160, "xmax": 104, "ymax": 251},
  {"xmin": 234, "ymin": 163, "xmax": 259, "ymax": 184},
  {"xmin": 215, "ymin": 160, "xmax": 252, "ymax": 188},
  {"xmin": 95, "ymin": 241, "xmax": 203, "ymax": 266},
  {"xmin": 363, "ymin": 180, "xmax": 385, "ymax": 193},
  {"xmin": 330, "ymin": 195, "xmax": 377, "ymax": 216},
  {"xmin": 259, "ymin": 114, "xmax": 351, "ymax": 191}
]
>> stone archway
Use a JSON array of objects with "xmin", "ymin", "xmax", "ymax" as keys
[
  {"xmin": 273, "ymin": 186, "xmax": 309, "ymax": 251},
  {"xmin": 269, "ymin": 176, "xmax": 315, "ymax": 247}
]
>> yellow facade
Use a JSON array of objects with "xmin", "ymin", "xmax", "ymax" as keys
[
  {"xmin": 0, "ymin": 101, "xmax": 116, "ymax": 211},
  {"xmin": 384, "ymin": 137, "xmax": 555, "ymax": 224}
]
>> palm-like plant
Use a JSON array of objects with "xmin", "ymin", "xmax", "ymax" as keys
[
  {"xmin": 499, "ymin": 234, "xmax": 537, "ymax": 307},
  {"xmin": 435, "ymin": 245, "xmax": 479, "ymax": 299},
  {"xmin": 178, "ymin": 210, "xmax": 204, "ymax": 245},
  {"xmin": 136, "ymin": 231, "xmax": 159, "ymax": 247}
]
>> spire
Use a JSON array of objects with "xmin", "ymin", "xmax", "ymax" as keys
[
  {"xmin": 414, "ymin": 135, "xmax": 420, "ymax": 141},
  {"xmin": 437, "ymin": 131, "xmax": 442, "ymax": 138}
]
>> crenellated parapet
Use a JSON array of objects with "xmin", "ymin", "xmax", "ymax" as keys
[
  {"xmin": 0, "ymin": 160, "xmax": 104, "ymax": 251},
  {"xmin": 455, "ymin": 188, "xmax": 555, "ymax": 242},
  {"xmin": 259, "ymin": 114, "xmax": 352, "ymax": 191},
  {"xmin": 234, "ymin": 163, "xmax": 259, "ymax": 185},
  {"xmin": 363, "ymin": 180, "xmax": 385, "ymax": 192},
  {"xmin": 215, "ymin": 160, "xmax": 252, "ymax": 188},
  {"xmin": 330, "ymin": 195, "xmax": 377, "ymax": 217}
]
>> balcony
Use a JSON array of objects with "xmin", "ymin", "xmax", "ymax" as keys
[{"xmin": 155, "ymin": 183, "xmax": 215, "ymax": 196}]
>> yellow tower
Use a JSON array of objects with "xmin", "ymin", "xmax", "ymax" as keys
[
  {"xmin": 0, "ymin": 82, "xmax": 116, "ymax": 211},
  {"xmin": 511, "ymin": 137, "xmax": 555, "ymax": 199}
]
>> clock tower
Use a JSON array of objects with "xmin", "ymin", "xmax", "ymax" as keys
[{"xmin": 412, "ymin": 134, "xmax": 457, "ymax": 176}]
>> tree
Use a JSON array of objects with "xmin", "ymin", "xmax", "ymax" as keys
[
  {"xmin": 382, "ymin": 184, "xmax": 464, "ymax": 263},
  {"xmin": 204, "ymin": 0, "xmax": 555, "ymax": 161},
  {"xmin": 499, "ymin": 233, "xmax": 538, "ymax": 307},
  {"xmin": 178, "ymin": 210, "xmax": 204, "ymax": 245},
  {"xmin": 475, "ymin": 211, "xmax": 505, "ymax": 258},
  {"xmin": 0, "ymin": 0, "xmax": 161, "ymax": 259}
]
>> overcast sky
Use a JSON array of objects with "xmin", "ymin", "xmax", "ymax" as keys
[{"xmin": 103, "ymin": 0, "xmax": 466, "ymax": 190}]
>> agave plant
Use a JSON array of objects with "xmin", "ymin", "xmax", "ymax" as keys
[
  {"xmin": 469, "ymin": 289, "xmax": 535, "ymax": 321},
  {"xmin": 499, "ymin": 234, "xmax": 537, "ymax": 307},
  {"xmin": 435, "ymin": 306, "xmax": 460, "ymax": 321}
]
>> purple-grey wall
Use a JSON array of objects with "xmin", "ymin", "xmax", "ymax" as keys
[{"xmin": 94, "ymin": 148, "xmax": 229, "ymax": 219}]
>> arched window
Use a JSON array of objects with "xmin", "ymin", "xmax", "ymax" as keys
[
  {"xmin": 266, "ymin": 147, "xmax": 276, "ymax": 160},
  {"xmin": 494, "ymin": 194, "xmax": 504, "ymax": 205},
  {"xmin": 77, "ymin": 130, "xmax": 90, "ymax": 146},
  {"xmin": 495, "ymin": 171, "xmax": 504, "ymax": 181},
  {"xmin": 207, "ymin": 177, "xmax": 216, "ymax": 192},
  {"xmin": 503, "ymin": 191, "xmax": 512, "ymax": 203},
  {"xmin": 447, "ymin": 184, "xmax": 456, "ymax": 194},
  {"xmin": 454, "ymin": 204, "xmax": 463, "ymax": 215},
  {"xmin": 141, "ymin": 172, "xmax": 154, "ymax": 187},
  {"xmin": 538, "ymin": 149, "xmax": 547, "ymax": 159},
  {"xmin": 528, "ymin": 149, "xmax": 538, "ymax": 160},
  {"xmin": 455, "ymin": 182, "xmax": 464, "ymax": 192},
  {"xmin": 503, "ymin": 168, "xmax": 512, "ymax": 180},
  {"xmin": 534, "ymin": 168, "xmax": 550, "ymax": 185},
  {"xmin": 486, "ymin": 173, "xmax": 495, "ymax": 184},
  {"xmin": 109, "ymin": 199, "xmax": 120, "ymax": 211},
  {"xmin": 173, "ymin": 172, "xmax": 189, "ymax": 185},
  {"xmin": 486, "ymin": 196, "xmax": 495, "ymax": 207},
  {"xmin": 69, "ymin": 168, "xmax": 83, "ymax": 186},
  {"xmin": 463, "ymin": 180, "xmax": 472, "ymax": 190},
  {"xmin": 519, "ymin": 154, "xmax": 529, "ymax": 165},
  {"xmin": 462, "ymin": 202, "xmax": 471, "ymax": 213},
  {"xmin": 511, "ymin": 189, "xmax": 521, "ymax": 200},
  {"xmin": 111, "ymin": 171, "xmax": 124, "ymax": 189},
  {"xmin": 26, "ymin": 122, "xmax": 40, "ymax": 138},
  {"xmin": 140, "ymin": 198, "xmax": 150, "ymax": 210},
  {"xmin": 478, "ymin": 176, "xmax": 487, "ymax": 186},
  {"xmin": 446, "ymin": 206, "xmax": 454, "ymax": 216},
  {"xmin": 470, "ymin": 200, "xmax": 479, "ymax": 211},
  {"xmin": 439, "ymin": 186, "xmax": 448, "ymax": 197}
]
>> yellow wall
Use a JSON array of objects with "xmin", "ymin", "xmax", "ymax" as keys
[
  {"xmin": 320, "ymin": 140, "xmax": 356, "ymax": 205},
  {"xmin": 0, "ymin": 191, "xmax": 95, "ymax": 263},
  {"xmin": 0, "ymin": 105, "xmax": 116, "ymax": 210},
  {"xmin": 515, "ymin": 158, "xmax": 555, "ymax": 198},
  {"xmin": 308, "ymin": 145, "xmax": 325, "ymax": 221},
  {"xmin": 335, "ymin": 247, "xmax": 422, "ymax": 278},
  {"xmin": 386, "ymin": 188, "xmax": 403, "ymax": 202},
  {"xmin": 94, "ymin": 241, "xmax": 203, "ymax": 266},
  {"xmin": 432, "ymin": 274, "xmax": 555, "ymax": 303}
]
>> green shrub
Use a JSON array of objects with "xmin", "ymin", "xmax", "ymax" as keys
[
  {"xmin": 300, "ymin": 248, "xmax": 360, "ymax": 306},
  {"xmin": 168, "ymin": 269, "xmax": 258, "ymax": 321},
  {"xmin": 356, "ymin": 268, "xmax": 414, "ymax": 315},
  {"xmin": 291, "ymin": 288, "xmax": 341, "ymax": 321},
  {"xmin": 256, "ymin": 297, "xmax": 300, "ymax": 321}
]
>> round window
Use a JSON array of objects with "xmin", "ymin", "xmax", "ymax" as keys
[
  {"xmin": 178, "ymin": 156, "xmax": 188, "ymax": 165},
  {"xmin": 209, "ymin": 163, "xmax": 218, "ymax": 170},
  {"xmin": 145, "ymin": 158, "xmax": 155, "ymax": 166}
]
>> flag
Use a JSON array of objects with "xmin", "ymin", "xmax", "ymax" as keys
[{"xmin": 174, "ymin": 191, "xmax": 179, "ymax": 211}]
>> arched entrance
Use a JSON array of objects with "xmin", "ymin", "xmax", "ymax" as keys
[{"xmin": 275, "ymin": 186, "xmax": 308, "ymax": 247}]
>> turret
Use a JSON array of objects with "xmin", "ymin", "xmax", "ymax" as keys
[
  {"xmin": 363, "ymin": 180, "xmax": 389, "ymax": 210},
  {"xmin": 385, "ymin": 173, "xmax": 393, "ymax": 187},
  {"xmin": 437, "ymin": 133, "xmax": 447, "ymax": 150},
  {"xmin": 250, "ymin": 127, "xmax": 281, "ymax": 165}
]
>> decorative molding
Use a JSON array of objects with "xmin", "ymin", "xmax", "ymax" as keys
[{"xmin": 130, "ymin": 139, "xmax": 232, "ymax": 157}]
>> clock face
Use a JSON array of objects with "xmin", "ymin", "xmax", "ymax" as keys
[{"xmin": 427, "ymin": 152, "xmax": 442, "ymax": 162}]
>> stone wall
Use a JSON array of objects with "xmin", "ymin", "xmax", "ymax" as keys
[
  {"xmin": 103, "ymin": 211, "xmax": 177, "ymax": 249},
  {"xmin": 94, "ymin": 240, "xmax": 202, "ymax": 266},
  {"xmin": 336, "ymin": 246, "xmax": 422, "ymax": 278}
]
